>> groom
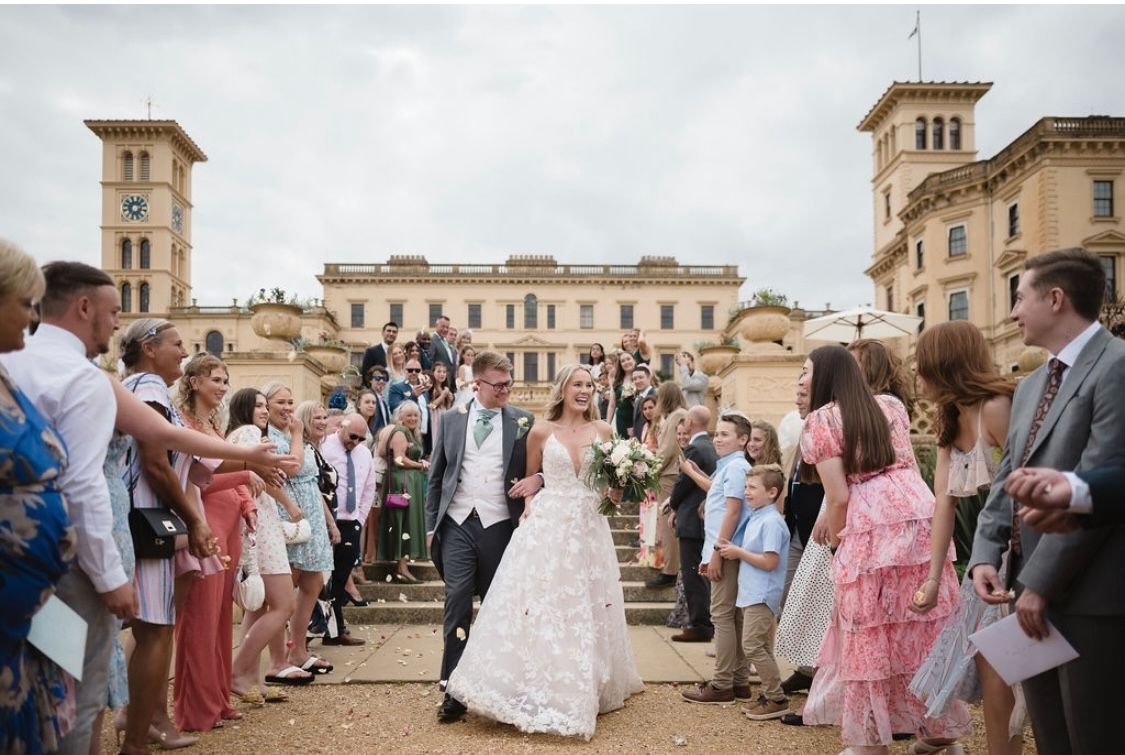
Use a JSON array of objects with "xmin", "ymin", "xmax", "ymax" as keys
[{"xmin": 426, "ymin": 350, "xmax": 542, "ymax": 723}]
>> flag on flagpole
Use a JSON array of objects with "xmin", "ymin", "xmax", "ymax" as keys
[{"xmin": 909, "ymin": 11, "xmax": 919, "ymax": 38}]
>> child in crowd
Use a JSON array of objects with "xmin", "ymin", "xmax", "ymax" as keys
[{"xmin": 718, "ymin": 464, "xmax": 791, "ymax": 720}]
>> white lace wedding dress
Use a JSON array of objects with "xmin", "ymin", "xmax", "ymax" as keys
[{"xmin": 445, "ymin": 433, "xmax": 644, "ymax": 740}]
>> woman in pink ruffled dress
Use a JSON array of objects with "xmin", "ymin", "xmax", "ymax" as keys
[{"xmin": 798, "ymin": 345, "xmax": 970, "ymax": 755}]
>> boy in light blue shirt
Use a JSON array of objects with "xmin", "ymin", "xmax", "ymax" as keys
[{"xmin": 718, "ymin": 464, "xmax": 790, "ymax": 720}]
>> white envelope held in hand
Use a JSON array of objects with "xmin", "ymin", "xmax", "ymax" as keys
[
  {"xmin": 969, "ymin": 613, "xmax": 1079, "ymax": 686},
  {"xmin": 27, "ymin": 595, "xmax": 88, "ymax": 681}
]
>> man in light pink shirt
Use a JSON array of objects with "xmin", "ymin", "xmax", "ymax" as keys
[{"xmin": 319, "ymin": 413, "xmax": 376, "ymax": 645}]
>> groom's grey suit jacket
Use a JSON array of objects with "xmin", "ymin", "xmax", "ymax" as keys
[
  {"xmin": 969, "ymin": 326, "xmax": 1125, "ymax": 616},
  {"xmin": 425, "ymin": 401, "xmax": 533, "ymax": 574}
]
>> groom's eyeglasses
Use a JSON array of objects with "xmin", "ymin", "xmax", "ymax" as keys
[{"xmin": 477, "ymin": 378, "xmax": 513, "ymax": 392}]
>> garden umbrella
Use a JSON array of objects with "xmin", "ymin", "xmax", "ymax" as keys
[{"xmin": 802, "ymin": 305, "xmax": 922, "ymax": 343}]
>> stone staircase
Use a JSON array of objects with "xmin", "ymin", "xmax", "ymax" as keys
[{"xmin": 345, "ymin": 501, "xmax": 679, "ymax": 626}]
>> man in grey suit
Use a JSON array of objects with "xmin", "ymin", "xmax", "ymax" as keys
[
  {"xmin": 428, "ymin": 315, "xmax": 457, "ymax": 390},
  {"xmin": 425, "ymin": 351, "xmax": 542, "ymax": 723},
  {"xmin": 969, "ymin": 248, "xmax": 1125, "ymax": 755}
]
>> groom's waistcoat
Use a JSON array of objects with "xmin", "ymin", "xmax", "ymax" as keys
[{"xmin": 447, "ymin": 405, "xmax": 509, "ymax": 528}]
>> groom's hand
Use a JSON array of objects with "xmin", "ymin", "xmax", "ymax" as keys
[{"xmin": 508, "ymin": 473, "xmax": 543, "ymax": 498}]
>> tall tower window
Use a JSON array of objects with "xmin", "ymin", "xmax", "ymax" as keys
[
  {"xmin": 205, "ymin": 330, "xmax": 224, "ymax": 356},
  {"xmin": 139, "ymin": 283, "xmax": 150, "ymax": 313},
  {"xmin": 121, "ymin": 238, "xmax": 132, "ymax": 269},
  {"xmin": 139, "ymin": 152, "xmax": 151, "ymax": 181},
  {"xmin": 140, "ymin": 240, "xmax": 151, "ymax": 269},
  {"xmin": 523, "ymin": 294, "xmax": 538, "ymax": 329},
  {"xmin": 932, "ymin": 117, "xmax": 944, "ymax": 150},
  {"xmin": 949, "ymin": 118, "xmax": 962, "ymax": 150},
  {"xmin": 121, "ymin": 282, "xmax": 132, "ymax": 313},
  {"xmin": 123, "ymin": 151, "xmax": 134, "ymax": 181},
  {"xmin": 915, "ymin": 118, "xmax": 927, "ymax": 150}
]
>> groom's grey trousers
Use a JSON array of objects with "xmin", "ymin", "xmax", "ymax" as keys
[{"xmin": 438, "ymin": 512, "xmax": 515, "ymax": 686}]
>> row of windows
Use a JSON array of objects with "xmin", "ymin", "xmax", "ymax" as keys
[
  {"xmin": 914, "ymin": 117, "xmax": 962, "ymax": 151},
  {"xmin": 350, "ymin": 301, "xmax": 717, "ymax": 332},
  {"xmin": 120, "ymin": 239, "xmax": 151, "ymax": 269},
  {"xmin": 120, "ymin": 282, "xmax": 150, "ymax": 314}
]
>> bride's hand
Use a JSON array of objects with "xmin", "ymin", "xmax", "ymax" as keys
[
  {"xmin": 519, "ymin": 502, "xmax": 532, "ymax": 523},
  {"xmin": 508, "ymin": 474, "xmax": 543, "ymax": 498},
  {"xmin": 606, "ymin": 487, "xmax": 623, "ymax": 503}
]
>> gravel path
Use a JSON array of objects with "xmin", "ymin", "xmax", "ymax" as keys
[{"xmin": 98, "ymin": 684, "xmax": 1035, "ymax": 754}]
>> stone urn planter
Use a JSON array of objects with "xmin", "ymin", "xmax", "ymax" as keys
[
  {"xmin": 250, "ymin": 302, "xmax": 303, "ymax": 340},
  {"xmin": 305, "ymin": 344, "xmax": 348, "ymax": 373},
  {"xmin": 1017, "ymin": 346, "xmax": 1048, "ymax": 374},
  {"xmin": 697, "ymin": 345, "xmax": 739, "ymax": 374},
  {"xmin": 731, "ymin": 305, "xmax": 791, "ymax": 345}
]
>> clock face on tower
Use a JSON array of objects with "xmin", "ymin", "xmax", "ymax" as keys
[
  {"xmin": 120, "ymin": 194, "xmax": 149, "ymax": 223},
  {"xmin": 171, "ymin": 202, "xmax": 184, "ymax": 235}
]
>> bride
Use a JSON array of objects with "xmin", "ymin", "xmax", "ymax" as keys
[{"xmin": 445, "ymin": 364, "xmax": 644, "ymax": 740}]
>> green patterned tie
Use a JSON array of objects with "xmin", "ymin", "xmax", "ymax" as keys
[{"xmin": 473, "ymin": 409, "xmax": 497, "ymax": 448}]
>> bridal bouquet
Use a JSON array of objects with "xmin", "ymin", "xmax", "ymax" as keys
[{"xmin": 586, "ymin": 438, "xmax": 662, "ymax": 516}]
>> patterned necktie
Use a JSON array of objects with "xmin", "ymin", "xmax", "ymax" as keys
[
  {"xmin": 345, "ymin": 448, "xmax": 356, "ymax": 513},
  {"xmin": 473, "ymin": 409, "xmax": 497, "ymax": 448},
  {"xmin": 1011, "ymin": 357, "xmax": 1065, "ymax": 561}
]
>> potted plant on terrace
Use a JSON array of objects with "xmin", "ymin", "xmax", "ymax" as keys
[
  {"xmin": 249, "ymin": 287, "xmax": 304, "ymax": 340},
  {"xmin": 729, "ymin": 287, "xmax": 792, "ymax": 344},
  {"xmin": 695, "ymin": 335, "xmax": 740, "ymax": 374},
  {"xmin": 305, "ymin": 331, "xmax": 350, "ymax": 373}
]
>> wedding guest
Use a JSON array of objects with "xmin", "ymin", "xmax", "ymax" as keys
[
  {"xmin": 631, "ymin": 364, "xmax": 657, "ymax": 441},
  {"xmin": 429, "ymin": 315, "xmax": 457, "ymax": 389},
  {"xmin": 908, "ymin": 320, "xmax": 1020, "ymax": 755},
  {"xmin": 454, "ymin": 345, "xmax": 476, "ymax": 407},
  {"xmin": 597, "ymin": 356, "xmax": 616, "ymax": 421},
  {"xmin": 717, "ymin": 464, "xmax": 791, "ymax": 720},
  {"xmin": 969, "ymin": 248, "xmax": 1125, "ymax": 754},
  {"xmin": 675, "ymin": 418, "xmax": 691, "ymax": 449},
  {"xmin": 228, "ymin": 389, "xmax": 309, "ymax": 697},
  {"xmin": 320, "ymin": 413, "xmax": 375, "ymax": 645},
  {"xmin": 0, "ymin": 260, "xmax": 137, "ymax": 754},
  {"xmin": 262, "ymin": 382, "xmax": 338, "ymax": 674},
  {"xmin": 746, "ymin": 420, "xmax": 782, "ymax": 468},
  {"xmin": 621, "ymin": 328, "xmax": 651, "ymax": 365},
  {"xmin": 363, "ymin": 372, "xmax": 392, "ymax": 436},
  {"xmin": 646, "ymin": 383, "xmax": 687, "ymax": 590},
  {"xmin": 586, "ymin": 342, "xmax": 606, "ymax": 379},
  {"xmin": 360, "ymin": 321, "xmax": 399, "ymax": 380},
  {"xmin": 414, "ymin": 331, "xmax": 434, "ymax": 370},
  {"xmin": 379, "ymin": 402, "xmax": 430, "ymax": 583},
  {"xmin": 612, "ymin": 351, "xmax": 637, "ymax": 439},
  {"xmin": 1008, "ymin": 464, "xmax": 1125, "ymax": 529},
  {"xmin": 799, "ymin": 345, "xmax": 968, "ymax": 754},
  {"xmin": 636, "ymin": 395, "xmax": 661, "ymax": 567},
  {"xmin": 388, "ymin": 358, "xmax": 429, "ymax": 414},
  {"xmin": 0, "ymin": 242, "xmax": 77, "ymax": 754},
  {"xmin": 386, "ymin": 344, "xmax": 407, "ymax": 386},
  {"xmin": 681, "ymin": 414, "xmax": 754, "ymax": 704},
  {"xmin": 668, "ymin": 406, "xmax": 717, "ymax": 643},
  {"xmin": 425, "ymin": 363, "xmax": 455, "ymax": 454},
  {"xmin": 677, "ymin": 352, "xmax": 709, "ymax": 408},
  {"xmin": 119, "ymin": 318, "xmax": 222, "ymax": 753},
  {"xmin": 356, "ymin": 389, "xmax": 379, "ymax": 439},
  {"xmin": 172, "ymin": 354, "xmax": 260, "ymax": 732},
  {"xmin": 847, "ymin": 338, "xmax": 915, "ymax": 418}
]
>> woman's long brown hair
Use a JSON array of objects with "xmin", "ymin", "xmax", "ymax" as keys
[
  {"xmin": 808, "ymin": 345, "xmax": 895, "ymax": 475},
  {"xmin": 847, "ymin": 339, "xmax": 915, "ymax": 419},
  {"xmin": 914, "ymin": 321, "xmax": 1015, "ymax": 448}
]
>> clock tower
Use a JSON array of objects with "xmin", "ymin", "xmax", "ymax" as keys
[{"xmin": 85, "ymin": 119, "xmax": 207, "ymax": 318}]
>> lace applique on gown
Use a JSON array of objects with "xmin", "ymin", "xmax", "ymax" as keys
[{"xmin": 445, "ymin": 434, "xmax": 644, "ymax": 740}]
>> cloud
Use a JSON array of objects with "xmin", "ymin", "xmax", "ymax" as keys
[{"xmin": 1, "ymin": 5, "xmax": 1122, "ymax": 311}]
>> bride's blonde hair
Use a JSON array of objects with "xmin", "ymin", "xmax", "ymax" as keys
[{"xmin": 544, "ymin": 364, "xmax": 600, "ymax": 423}]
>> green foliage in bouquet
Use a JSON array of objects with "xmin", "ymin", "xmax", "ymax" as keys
[{"xmin": 585, "ymin": 438, "xmax": 663, "ymax": 516}]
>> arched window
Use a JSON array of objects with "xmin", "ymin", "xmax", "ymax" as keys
[
  {"xmin": 949, "ymin": 117, "xmax": 962, "ymax": 150},
  {"xmin": 915, "ymin": 118, "xmax": 927, "ymax": 150},
  {"xmin": 523, "ymin": 293, "xmax": 538, "ymax": 329},
  {"xmin": 123, "ymin": 151, "xmax": 134, "ymax": 181},
  {"xmin": 121, "ymin": 282, "xmax": 132, "ymax": 313},
  {"xmin": 205, "ymin": 330, "xmax": 224, "ymax": 356},
  {"xmin": 139, "ymin": 283, "xmax": 150, "ymax": 313},
  {"xmin": 932, "ymin": 117, "xmax": 945, "ymax": 150},
  {"xmin": 139, "ymin": 152, "xmax": 151, "ymax": 181},
  {"xmin": 121, "ymin": 238, "xmax": 132, "ymax": 269},
  {"xmin": 139, "ymin": 239, "xmax": 151, "ymax": 269}
]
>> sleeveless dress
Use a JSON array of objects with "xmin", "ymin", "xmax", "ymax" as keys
[
  {"xmin": 269, "ymin": 426, "xmax": 333, "ymax": 572},
  {"xmin": 445, "ymin": 433, "xmax": 644, "ymax": 741},
  {"xmin": 229, "ymin": 425, "xmax": 290, "ymax": 576},
  {"xmin": 0, "ymin": 365, "xmax": 77, "ymax": 755},
  {"xmin": 104, "ymin": 431, "xmax": 134, "ymax": 709},
  {"xmin": 377, "ymin": 427, "xmax": 429, "ymax": 562},
  {"xmin": 910, "ymin": 414, "xmax": 1026, "ymax": 735},
  {"xmin": 801, "ymin": 395, "xmax": 970, "ymax": 746}
]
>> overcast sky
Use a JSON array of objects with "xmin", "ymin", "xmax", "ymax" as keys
[{"xmin": 2, "ymin": 4, "xmax": 1123, "ymax": 311}]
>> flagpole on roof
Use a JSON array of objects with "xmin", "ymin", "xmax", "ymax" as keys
[{"xmin": 908, "ymin": 10, "xmax": 922, "ymax": 81}]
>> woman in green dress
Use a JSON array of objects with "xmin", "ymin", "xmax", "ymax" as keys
[
  {"xmin": 378, "ymin": 401, "xmax": 430, "ymax": 582},
  {"xmin": 611, "ymin": 351, "xmax": 637, "ymax": 439}
]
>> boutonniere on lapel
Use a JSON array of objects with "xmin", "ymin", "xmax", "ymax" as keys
[{"xmin": 515, "ymin": 416, "xmax": 531, "ymax": 440}]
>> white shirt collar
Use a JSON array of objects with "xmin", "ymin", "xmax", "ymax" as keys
[
  {"xmin": 32, "ymin": 322, "xmax": 88, "ymax": 357},
  {"xmin": 1053, "ymin": 320, "xmax": 1103, "ymax": 368}
]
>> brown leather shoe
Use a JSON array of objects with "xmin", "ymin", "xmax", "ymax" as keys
[
  {"xmin": 670, "ymin": 628, "xmax": 713, "ymax": 643},
  {"xmin": 681, "ymin": 682, "xmax": 735, "ymax": 705},
  {"xmin": 321, "ymin": 633, "xmax": 365, "ymax": 647},
  {"xmin": 733, "ymin": 684, "xmax": 753, "ymax": 701}
]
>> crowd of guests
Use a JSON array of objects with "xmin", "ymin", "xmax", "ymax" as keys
[{"xmin": 3, "ymin": 240, "xmax": 1121, "ymax": 755}]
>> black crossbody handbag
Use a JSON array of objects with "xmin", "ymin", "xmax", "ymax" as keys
[{"xmin": 125, "ymin": 373, "xmax": 189, "ymax": 559}]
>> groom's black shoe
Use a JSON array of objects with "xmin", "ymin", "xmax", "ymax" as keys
[{"xmin": 438, "ymin": 694, "xmax": 467, "ymax": 723}]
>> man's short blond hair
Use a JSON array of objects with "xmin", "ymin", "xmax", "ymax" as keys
[{"xmin": 472, "ymin": 350, "xmax": 513, "ymax": 377}]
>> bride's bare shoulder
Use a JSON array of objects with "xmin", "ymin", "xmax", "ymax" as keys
[{"xmin": 593, "ymin": 420, "xmax": 613, "ymax": 441}]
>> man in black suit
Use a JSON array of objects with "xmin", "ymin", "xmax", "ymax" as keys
[
  {"xmin": 631, "ymin": 364, "xmax": 656, "ymax": 440},
  {"xmin": 360, "ymin": 321, "xmax": 398, "ymax": 380},
  {"xmin": 667, "ymin": 405, "xmax": 717, "ymax": 642},
  {"xmin": 365, "ymin": 368, "xmax": 393, "ymax": 434},
  {"xmin": 1007, "ymin": 465, "xmax": 1125, "ymax": 530}
]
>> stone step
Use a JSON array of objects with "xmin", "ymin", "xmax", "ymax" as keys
[
  {"xmin": 608, "ymin": 514, "xmax": 640, "ymax": 530},
  {"xmin": 359, "ymin": 580, "xmax": 676, "ymax": 603},
  {"xmin": 362, "ymin": 561, "xmax": 662, "ymax": 583},
  {"xmin": 611, "ymin": 528, "xmax": 639, "ymax": 546},
  {"xmin": 344, "ymin": 601, "xmax": 676, "ymax": 626}
]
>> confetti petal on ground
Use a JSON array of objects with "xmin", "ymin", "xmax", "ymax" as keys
[{"xmin": 398, "ymin": 593, "xmax": 408, "ymax": 603}]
